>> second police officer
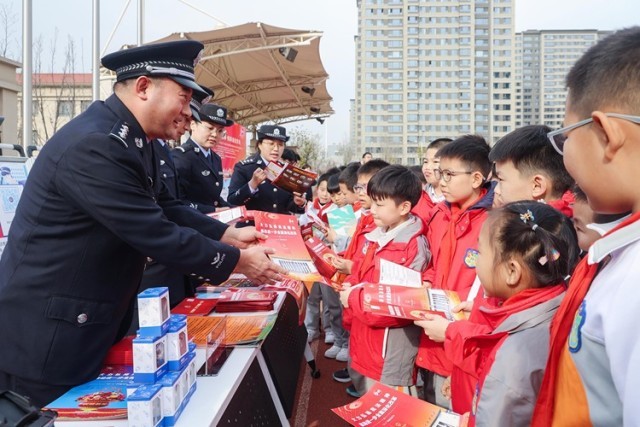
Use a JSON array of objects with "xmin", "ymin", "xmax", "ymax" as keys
[{"xmin": 172, "ymin": 102, "xmax": 234, "ymax": 213}]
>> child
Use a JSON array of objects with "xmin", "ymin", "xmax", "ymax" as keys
[
  {"xmin": 413, "ymin": 138, "xmax": 453, "ymax": 223},
  {"xmin": 489, "ymin": 125, "xmax": 574, "ymax": 214},
  {"xmin": 330, "ymin": 159, "xmax": 390, "ymax": 386},
  {"xmin": 571, "ymin": 185, "xmax": 629, "ymax": 253},
  {"xmin": 339, "ymin": 165, "xmax": 430, "ymax": 397},
  {"xmin": 459, "ymin": 202, "xmax": 579, "ymax": 425},
  {"xmin": 419, "ymin": 135, "xmax": 494, "ymax": 407},
  {"xmin": 338, "ymin": 162, "xmax": 362, "ymax": 208},
  {"xmin": 532, "ymin": 27, "xmax": 640, "ymax": 425},
  {"xmin": 303, "ymin": 171, "xmax": 336, "ymax": 344}
]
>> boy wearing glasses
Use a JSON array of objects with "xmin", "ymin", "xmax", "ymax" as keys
[
  {"xmin": 417, "ymin": 135, "xmax": 494, "ymax": 407},
  {"xmin": 532, "ymin": 27, "xmax": 640, "ymax": 426},
  {"xmin": 173, "ymin": 103, "xmax": 234, "ymax": 214}
]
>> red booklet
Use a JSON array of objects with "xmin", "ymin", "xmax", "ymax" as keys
[
  {"xmin": 171, "ymin": 297, "xmax": 219, "ymax": 316},
  {"xmin": 304, "ymin": 237, "xmax": 338, "ymax": 279},
  {"xmin": 103, "ymin": 336, "xmax": 134, "ymax": 366},
  {"xmin": 253, "ymin": 211, "xmax": 322, "ymax": 286},
  {"xmin": 362, "ymin": 284, "xmax": 466, "ymax": 321},
  {"xmin": 262, "ymin": 279, "xmax": 307, "ymax": 325},
  {"xmin": 264, "ymin": 161, "xmax": 318, "ymax": 194},
  {"xmin": 215, "ymin": 289, "xmax": 278, "ymax": 313},
  {"xmin": 332, "ymin": 382, "xmax": 460, "ymax": 426}
]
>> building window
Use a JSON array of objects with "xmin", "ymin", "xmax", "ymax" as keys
[{"xmin": 57, "ymin": 100, "xmax": 74, "ymax": 116}]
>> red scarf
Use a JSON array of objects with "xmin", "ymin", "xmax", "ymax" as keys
[
  {"xmin": 547, "ymin": 190, "xmax": 575, "ymax": 218},
  {"xmin": 316, "ymin": 199, "xmax": 333, "ymax": 224},
  {"xmin": 531, "ymin": 211, "xmax": 640, "ymax": 425}
]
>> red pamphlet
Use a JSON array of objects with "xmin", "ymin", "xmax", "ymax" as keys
[
  {"xmin": 171, "ymin": 297, "xmax": 219, "ymax": 316},
  {"xmin": 304, "ymin": 236, "xmax": 338, "ymax": 279}
]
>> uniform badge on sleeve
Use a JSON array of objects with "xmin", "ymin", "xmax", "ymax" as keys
[{"xmin": 463, "ymin": 248, "xmax": 479, "ymax": 268}]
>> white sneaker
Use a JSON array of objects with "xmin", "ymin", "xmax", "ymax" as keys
[
  {"xmin": 324, "ymin": 345, "xmax": 342, "ymax": 359},
  {"xmin": 324, "ymin": 331, "xmax": 335, "ymax": 345},
  {"xmin": 307, "ymin": 330, "xmax": 320, "ymax": 343},
  {"xmin": 336, "ymin": 347, "xmax": 349, "ymax": 362}
]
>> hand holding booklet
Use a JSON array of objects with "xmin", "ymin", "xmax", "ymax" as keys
[
  {"xmin": 264, "ymin": 160, "xmax": 318, "ymax": 194},
  {"xmin": 362, "ymin": 259, "xmax": 466, "ymax": 321}
]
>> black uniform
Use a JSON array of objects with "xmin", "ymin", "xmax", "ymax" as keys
[
  {"xmin": 227, "ymin": 152, "xmax": 305, "ymax": 214},
  {"xmin": 0, "ymin": 95, "xmax": 240, "ymax": 405},
  {"xmin": 172, "ymin": 138, "xmax": 231, "ymax": 214},
  {"xmin": 154, "ymin": 139, "xmax": 181, "ymax": 200}
]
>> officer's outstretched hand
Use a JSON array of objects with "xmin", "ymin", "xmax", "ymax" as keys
[
  {"xmin": 220, "ymin": 226, "xmax": 266, "ymax": 249},
  {"xmin": 249, "ymin": 168, "xmax": 267, "ymax": 189},
  {"xmin": 234, "ymin": 246, "xmax": 287, "ymax": 284}
]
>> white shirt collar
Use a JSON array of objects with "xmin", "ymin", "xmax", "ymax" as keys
[
  {"xmin": 365, "ymin": 215, "xmax": 416, "ymax": 249},
  {"xmin": 193, "ymin": 140, "xmax": 210, "ymax": 157},
  {"xmin": 588, "ymin": 214, "xmax": 640, "ymax": 264}
]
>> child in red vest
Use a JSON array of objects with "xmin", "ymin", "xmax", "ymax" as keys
[
  {"xmin": 339, "ymin": 165, "xmax": 430, "ymax": 397},
  {"xmin": 413, "ymin": 137, "xmax": 452, "ymax": 224},
  {"xmin": 419, "ymin": 135, "xmax": 494, "ymax": 406}
]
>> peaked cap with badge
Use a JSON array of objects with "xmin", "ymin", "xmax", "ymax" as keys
[
  {"xmin": 257, "ymin": 124, "xmax": 289, "ymax": 143},
  {"xmin": 198, "ymin": 103, "xmax": 234, "ymax": 127},
  {"xmin": 0, "ymin": 39, "xmax": 242, "ymax": 404},
  {"xmin": 101, "ymin": 40, "xmax": 208, "ymax": 97}
]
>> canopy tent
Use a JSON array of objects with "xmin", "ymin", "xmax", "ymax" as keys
[{"xmin": 151, "ymin": 22, "xmax": 333, "ymax": 127}]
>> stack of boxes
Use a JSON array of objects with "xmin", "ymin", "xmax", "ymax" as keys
[{"xmin": 127, "ymin": 287, "xmax": 198, "ymax": 427}]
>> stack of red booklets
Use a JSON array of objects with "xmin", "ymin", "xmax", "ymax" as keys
[
  {"xmin": 171, "ymin": 297, "xmax": 219, "ymax": 316},
  {"xmin": 215, "ymin": 290, "xmax": 278, "ymax": 313},
  {"xmin": 103, "ymin": 336, "xmax": 134, "ymax": 366}
]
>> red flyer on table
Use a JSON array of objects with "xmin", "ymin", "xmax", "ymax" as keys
[
  {"xmin": 171, "ymin": 297, "xmax": 219, "ymax": 316},
  {"xmin": 332, "ymin": 382, "xmax": 460, "ymax": 427},
  {"xmin": 253, "ymin": 211, "xmax": 322, "ymax": 286}
]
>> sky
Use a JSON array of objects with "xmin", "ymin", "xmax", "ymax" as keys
[{"xmin": 2, "ymin": 0, "xmax": 640, "ymax": 145}]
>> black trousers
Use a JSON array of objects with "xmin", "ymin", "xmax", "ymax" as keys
[{"xmin": 0, "ymin": 371, "xmax": 70, "ymax": 408}]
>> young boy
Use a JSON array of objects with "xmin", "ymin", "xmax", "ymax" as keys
[
  {"xmin": 489, "ymin": 125, "xmax": 574, "ymax": 214},
  {"xmin": 339, "ymin": 165, "xmax": 430, "ymax": 397},
  {"xmin": 419, "ymin": 135, "xmax": 494, "ymax": 407},
  {"xmin": 532, "ymin": 27, "xmax": 640, "ymax": 426},
  {"xmin": 413, "ymin": 138, "xmax": 452, "ymax": 223}
]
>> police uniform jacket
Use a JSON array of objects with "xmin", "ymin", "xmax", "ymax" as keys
[
  {"xmin": 227, "ymin": 152, "xmax": 305, "ymax": 214},
  {"xmin": 172, "ymin": 138, "xmax": 230, "ymax": 214},
  {"xmin": 0, "ymin": 94, "xmax": 241, "ymax": 387},
  {"xmin": 154, "ymin": 140, "xmax": 180, "ymax": 200}
]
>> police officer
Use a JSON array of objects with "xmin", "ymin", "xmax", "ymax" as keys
[
  {"xmin": 227, "ymin": 125, "xmax": 307, "ymax": 214},
  {"xmin": 172, "ymin": 103, "xmax": 234, "ymax": 213},
  {"xmin": 154, "ymin": 86, "xmax": 214, "ymax": 201},
  {"xmin": 137, "ymin": 86, "xmax": 215, "ymax": 317},
  {"xmin": 0, "ymin": 40, "xmax": 286, "ymax": 406}
]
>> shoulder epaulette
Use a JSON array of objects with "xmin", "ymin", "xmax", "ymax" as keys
[
  {"xmin": 108, "ymin": 121, "xmax": 130, "ymax": 148},
  {"xmin": 240, "ymin": 157, "xmax": 256, "ymax": 165},
  {"xmin": 174, "ymin": 144, "xmax": 194, "ymax": 154}
]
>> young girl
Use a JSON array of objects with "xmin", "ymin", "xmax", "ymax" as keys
[{"xmin": 420, "ymin": 201, "xmax": 579, "ymax": 423}]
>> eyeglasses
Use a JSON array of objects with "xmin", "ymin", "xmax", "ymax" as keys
[
  {"xmin": 547, "ymin": 113, "xmax": 640, "ymax": 155},
  {"xmin": 433, "ymin": 168, "xmax": 473, "ymax": 182},
  {"xmin": 353, "ymin": 183, "xmax": 367, "ymax": 193}
]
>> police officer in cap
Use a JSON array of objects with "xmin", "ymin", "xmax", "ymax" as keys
[
  {"xmin": 172, "ymin": 102, "xmax": 234, "ymax": 213},
  {"xmin": 154, "ymin": 85, "xmax": 214, "ymax": 201},
  {"xmin": 136, "ymin": 84, "xmax": 215, "ymax": 320},
  {"xmin": 0, "ymin": 40, "xmax": 286, "ymax": 406},
  {"xmin": 228, "ymin": 124, "xmax": 307, "ymax": 214}
]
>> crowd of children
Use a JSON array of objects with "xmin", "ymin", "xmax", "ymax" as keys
[{"xmin": 295, "ymin": 27, "xmax": 640, "ymax": 425}]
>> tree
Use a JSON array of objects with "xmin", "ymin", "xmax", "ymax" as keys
[
  {"xmin": 289, "ymin": 127, "xmax": 322, "ymax": 170},
  {"xmin": 336, "ymin": 140, "xmax": 356, "ymax": 166},
  {"xmin": 0, "ymin": 1, "xmax": 19, "ymax": 61}
]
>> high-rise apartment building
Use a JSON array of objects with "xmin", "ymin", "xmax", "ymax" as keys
[
  {"xmin": 515, "ymin": 29, "xmax": 611, "ymax": 129},
  {"xmin": 354, "ymin": 0, "xmax": 516, "ymax": 165}
]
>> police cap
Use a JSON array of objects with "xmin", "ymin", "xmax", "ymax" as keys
[
  {"xmin": 199, "ymin": 103, "xmax": 234, "ymax": 127},
  {"xmin": 101, "ymin": 40, "xmax": 207, "ymax": 96},
  {"xmin": 257, "ymin": 125, "xmax": 289, "ymax": 143}
]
